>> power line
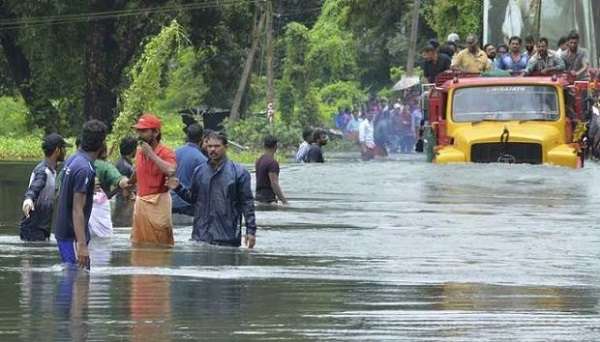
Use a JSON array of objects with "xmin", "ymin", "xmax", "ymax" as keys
[
  {"xmin": 275, "ymin": 6, "xmax": 322, "ymax": 18},
  {"xmin": 0, "ymin": 0, "xmax": 261, "ymax": 31}
]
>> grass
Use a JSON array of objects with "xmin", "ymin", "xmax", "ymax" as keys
[
  {"xmin": 0, "ymin": 133, "xmax": 269, "ymax": 163},
  {"xmin": 0, "ymin": 135, "xmax": 49, "ymax": 160},
  {"xmin": 0, "ymin": 100, "xmax": 352, "ymax": 163}
]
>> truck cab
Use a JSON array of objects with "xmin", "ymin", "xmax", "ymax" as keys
[{"xmin": 424, "ymin": 73, "xmax": 595, "ymax": 168}]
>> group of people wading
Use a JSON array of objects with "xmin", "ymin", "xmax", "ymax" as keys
[
  {"xmin": 19, "ymin": 114, "xmax": 259, "ymax": 271},
  {"xmin": 329, "ymin": 94, "xmax": 424, "ymax": 162}
]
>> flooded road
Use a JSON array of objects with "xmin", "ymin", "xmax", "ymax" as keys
[{"xmin": 1, "ymin": 154, "xmax": 600, "ymax": 341}]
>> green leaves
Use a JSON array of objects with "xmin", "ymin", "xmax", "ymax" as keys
[
  {"xmin": 422, "ymin": 0, "xmax": 482, "ymax": 41},
  {"xmin": 158, "ymin": 46, "xmax": 209, "ymax": 113},
  {"xmin": 318, "ymin": 81, "xmax": 365, "ymax": 123},
  {"xmin": 108, "ymin": 19, "xmax": 187, "ymax": 156},
  {"xmin": 221, "ymin": 115, "xmax": 302, "ymax": 150}
]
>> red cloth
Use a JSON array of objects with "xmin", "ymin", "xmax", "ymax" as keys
[{"xmin": 135, "ymin": 143, "xmax": 176, "ymax": 196}]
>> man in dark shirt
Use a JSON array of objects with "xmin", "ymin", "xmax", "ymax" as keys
[
  {"xmin": 422, "ymin": 45, "xmax": 451, "ymax": 83},
  {"xmin": 306, "ymin": 129, "xmax": 328, "ymax": 163},
  {"xmin": 255, "ymin": 136, "xmax": 288, "ymax": 205},
  {"xmin": 114, "ymin": 136, "xmax": 137, "ymax": 178},
  {"xmin": 483, "ymin": 43, "xmax": 497, "ymax": 63},
  {"xmin": 20, "ymin": 133, "xmax": 72, "ymax": 241},
  {"xmin": 111, "ymin": 136, "xmax": 137, "ymax": 227},
  {"xmin": 55, "ymin": 120, "xmax": 107, "ymax": 270}
]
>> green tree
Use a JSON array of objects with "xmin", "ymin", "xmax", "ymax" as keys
[
  {"xmin": 278, "ymin": 22, "xmax": 310, "ymax": 124},
  {"xmin": 421, "ymin": 0, "xmax": 482, "ymax": 41},
  {"xmin": 0, "ymin": 0, "xmax": 178, "ymax": 133},
  {"xmin": 157, "ymin": 46, "xmax": 210, "ymax": 113},
  {"xmin": 108, "ymin": 20, "xmax": 186, "ymax": 155},
  {"xmin": 318, "ymin": 81, "xmax": 365, "ymax": 123},
  {"xmin": 306, "ymin": 0, "xmax": 358, "ymax": 85}
]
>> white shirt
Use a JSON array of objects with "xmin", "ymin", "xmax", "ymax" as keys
[
  {"xmin": 295, "ymin": 141, "xmax": 310, "ymax": 163},
  {"xmin": 358, "ymin": 119, "xmax": 375, "ymax": 148}
]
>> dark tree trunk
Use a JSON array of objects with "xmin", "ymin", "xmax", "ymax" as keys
[
  {"xmin": 0, "ymin": 33, "xmax": 60, "ymax": 134},
  {"xmin": 84, "ymin": 0, "xmax": 168, "ymax": 130},
  {"xmin": 84, "ymin": 0, "xmax": 118, "ymax": 129}
]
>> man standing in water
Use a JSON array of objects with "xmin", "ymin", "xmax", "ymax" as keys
[
  {"xmin": 255, "ymin": 135, "xmax": 288, "ymax": 205},
  {"xmin": 114, "ymin": 136, "xmax": 137, "ymax": 179},
  {"xmin": 171, "ymin": 123, "xmax": 206, "ymax": 216},
  {"xmin": 130, "ymin": 113, "xmax": 177, "ymax": 245},
  {"xmin": 306, "ymin": 129, "xmax": 328, "ymax": 163},
  {"xmin": 295, "ymin": 128, "xmax": 313, "ymax": 163},
  {"xmin": 20, "ymin": 133, "xmax": 72, "ymax": 241},
  {"xmin": 359, "ymin": 112, "xmax": 378, "ymax": 161},
  {"xmin": 55, "ymin": 120, "xmax": 107, "ymax": 270},
  {"xmin": 167, "ymin": 131, "xmax": 257, "ymax": 248}
]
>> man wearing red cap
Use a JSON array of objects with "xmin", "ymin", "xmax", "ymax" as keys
[{"xmin": 130, "ymin": 113, "xmax": 177, "ymax": 245}]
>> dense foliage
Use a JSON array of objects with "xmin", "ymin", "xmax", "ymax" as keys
[
  {"xmin": 0, "ymin": 0, "xmax": 482, "ymax": 156},
  {"xmin": 422, "ymin": 0, "xmax": 483, "ymax": 40},
  {"xmin": 108, "ymin": 20, "xmax": 187, "ymax": 155}
]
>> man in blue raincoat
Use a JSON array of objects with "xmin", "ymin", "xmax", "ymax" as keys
[{"xmin": 167, "ymin": 131, "xmax": 257, "ymax": 248}]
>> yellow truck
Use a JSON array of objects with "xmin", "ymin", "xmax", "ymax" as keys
[{"xmin": 425, "ymin": 73, "xmax": 597, "ymax": 168}]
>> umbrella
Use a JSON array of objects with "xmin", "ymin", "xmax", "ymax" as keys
[{"xmin": 392, "ymin": 75, "xmax": 420, "ymax": 91}]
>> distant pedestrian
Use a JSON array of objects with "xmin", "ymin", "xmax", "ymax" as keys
[
  {"xmin": 306, "ymin": 129, "xmax": 328, "ymax": 163},
  {"xmin": 130, "ymin": 113, "xmax": 177, "ymax": 245},
  {"xmin": 114, "ymin": 136, "xmax": 137, "ymax": 178},
  {"xmin": 255, "ymin": 135, "xmax": 288, "ymax": 205},
  {"xmin": 111, "ymin": 136, "xmax": 137, "ymax": 227},
  {"xmin": 295, "ymin": 128, "xmax": 313, "ymax": 163},
  {"xmin": 55, "ymin": 120, "xmax": 107, "ymax": 270},
  {"xmin": 201, "ymin": 129, "xmax": 213, "ymax": 159},
  {"xmin": 359, "ymin": 112, "xmax": 382, "ymax": 161},
  {"xmin": 20, "ymin": 133, "xmax": 72, "ymax": 241},
  {"xmin": 172, "ymin": 123, "xmax": 207, "ymax": 216},
  {"xmin": 166, "ymin": 131, "xmax": 257, "ymax": 248}
]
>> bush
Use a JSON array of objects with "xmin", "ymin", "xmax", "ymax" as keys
[
  {"xmin": 221, "ymin": 115, "xmax": 303, "ymax": 151},
  {"xmin": 0, "ymin": 96, "xmax": 42, "ymax": 137},
  {"xmin": 318, "ymin": 81, "xmax": 366, "ymax": 124}
]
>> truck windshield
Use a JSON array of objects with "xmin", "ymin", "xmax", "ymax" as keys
[{"xmin": 452, "ymin": 85, "xmax": 560, "ymax": 122}]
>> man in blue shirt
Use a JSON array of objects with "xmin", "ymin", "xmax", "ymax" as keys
[
  {"xmin": 495, "ymin": 36, "xmax": 529, "ymax": 73},
  {"xmin": 55, "ymin": 120, "xmax": 107, "ymax": 270},
  {"xmin": 171, "ymin": 123, "xmax": 207, "ymax": 216}
]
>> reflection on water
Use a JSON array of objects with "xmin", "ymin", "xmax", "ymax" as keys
[
  {"xmin": 1, "ymin": 157, "xmax": 600, "ymax": 340},
  {"xmin": 54, "ymin": 270, "xmax": 89, "ymax": 342},
  {"xmin": 0, "ymin": 162, "xmax": 35, "ymax": 228},
  {"xmin": 130, "ymin": 246, "xmax": 172, "ymax": 342}
]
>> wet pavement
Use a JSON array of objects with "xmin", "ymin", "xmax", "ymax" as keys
[{"xmin": 1, "ymin": 154, "xmax": 600, "ymax": 341}]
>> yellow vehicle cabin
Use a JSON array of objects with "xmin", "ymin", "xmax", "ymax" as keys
[{"xmin": 424, "ymin": 73, "xmax": 595, "ymax": 168}]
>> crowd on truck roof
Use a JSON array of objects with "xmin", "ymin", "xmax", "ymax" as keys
[{"xmin": 422, "ymin": 30, "xmax": 592, "ymax": 84}]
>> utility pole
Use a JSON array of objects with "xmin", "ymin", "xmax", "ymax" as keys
[
  {"xmin": 265, "ymin": 0, "xmax": 275, "ymax": 126},
  {"xmin": 230, "ymin": 7, "xmax": 266, "ymax": 121},
  {"xmin": 405, "ymin": 0, "xmax": 421, "ymax": 76}
]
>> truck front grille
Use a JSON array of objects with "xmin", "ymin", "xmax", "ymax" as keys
[{"xmin": 471, "ymin": 143, "xmax": 543, "ymax": 164}]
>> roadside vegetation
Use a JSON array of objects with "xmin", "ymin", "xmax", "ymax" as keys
[{"xmin": 0, "ymin": 0, "xmax": 479, "ymax": 161}]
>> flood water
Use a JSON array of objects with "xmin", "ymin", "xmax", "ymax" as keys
[{"xmin": 1, "ymin": 154, "xmax": 600, "ymax": 341}]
